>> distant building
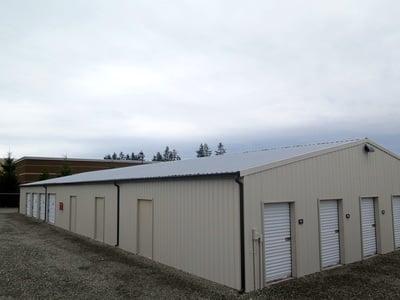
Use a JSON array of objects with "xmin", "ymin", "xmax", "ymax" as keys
[{"xmin": 15, "ymin": 157, "xmax": 146, "ymax": 184}]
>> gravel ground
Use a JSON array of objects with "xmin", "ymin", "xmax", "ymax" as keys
[
  {"xmin": 0, "ymin": 212, "xmax": 238, "ymax": 299},
  {"xmin": 2, "ymin": 211, "xmax": 400, "ymax": 299},
  {"xmin": 248, "ymin": 251, "xmax": 400, "ymax": 299}
]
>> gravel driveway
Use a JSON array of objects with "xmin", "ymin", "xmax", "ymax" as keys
[
  {"xmin": 2, "ymin": 211, "xmax": 400, "ymax": 299},
  {"xmin": 0, "ymin": 211, "xmax": 237, "ymax": 299}
]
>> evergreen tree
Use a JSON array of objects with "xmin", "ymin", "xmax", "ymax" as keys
[
  {"xmin": 203, "ymin": 143, "xmax": 212, "ymax": 157},
  {"xmin": 125, "ymin": 153, "xmax": 130, "ymax": 160},
  {"xmin": 152, "ymin": 152, "xmax": 163, "ymax": 161},
  {"xmin": 0, "ymin": 153, "xmax": 19, "ymax": 193},
  {"xmin": 215, "ymin": 142, "xmax": 226, "ymax": 155},
  {"xmin": 171, "ymin": 149, "xmax": 181, "ymax": 161},
  {"xmin": 59, "ymin": 157, "xmax": 72, "ymax": 177},
  {"xmin": 163, "ymin": 146, "xmax": 170, "ymax": 161},
  {"xmin": 131, "ymin": 152, "xmax": 136, "ymax": 160},
  {"xmin": 112, "ymin": 152, "xmax": 118, "ymax": 160},
  {"xmin": 196, "ymin": 143, "xmax": 204, "ymax": 157},
  {"xmin": 153, "ymin": 148, "xmax": 180, "ymax": 161},
  {"xmin": 137, "ymin": 151, "xmax": 145, "ymax": 161},
  {"xmin": 119, "ymin": 152, "xmax": 125, "ymax": 160},
  {"xmin": 104, "ymin": 154, "xmax": 112, "ymax": 160},
  {"xmin": 38, "ymin": 170, "xmax": 51, "ymax": 181}
]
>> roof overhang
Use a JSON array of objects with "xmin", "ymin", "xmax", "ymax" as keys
[{"xmin": 20, "ymin": 172, "xmax": 239, "ymax": 187}]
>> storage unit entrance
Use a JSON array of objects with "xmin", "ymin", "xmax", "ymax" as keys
[
  {"xmin": 319, "ymin": 200, "xmax": 341, "ymax": 268},
  {"xmin": 360, "ymin": 198, "xmax": 377, "ymax": 257},
  {"xmin": 392, "ymin": 196, "xmax": 400, "ymax": 248},
  {"xmin": 263, "ymin": 202, "xmax": 292, "ymax": 282}
]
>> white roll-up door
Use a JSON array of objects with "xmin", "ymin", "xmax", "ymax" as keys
[
  {"xmin": 32, "ymin": 194, "xmax": 39, "ymax": 218},
  {"xmin": 47, "ymin": 194, "xmax": 56, "ymax": 224},
  {"xmin": 392, "ymin": 197, "xmax": 400, "ymax": 248},
  {"xmin": 26, "ymin": 194, "xmax": 32, "ymax": 216},
  {"xmin": 319, "ymin": 200, "xmax": 340, "ymax": 268},
  {"xmin": 263, "ymin": 203, "xmax": 292, "ymax": 282},
  {"xmin": 361, "ymin": 198, "xmax": 377, "ymax": 257},
  {"xmin": 39, "ymin": 194, "xmax": 46, "ymax": 220}
]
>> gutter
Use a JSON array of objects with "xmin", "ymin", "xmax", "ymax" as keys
[
  {"xmin": 235, "ymin": 173, "xmax": 246, "ymax": 293},
  {"xmin": 114, "ymin": 182, "xmax": 120, "ymax": 247}
]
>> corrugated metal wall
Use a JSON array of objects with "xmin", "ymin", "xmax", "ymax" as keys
[
  {"xmin": 20, "ymin": 184, "xmax": 117, "ymax": 246},
  {"xmin": 244, "ymin": 143, "xmax": 400, "ymax": 291},
  {"xmin": 119, "ymin": 178, "xmax": 241, "ymax": 290},
  {"xmin": 19, "ymin": 177, "xmax": 241, "ymax": 290}
]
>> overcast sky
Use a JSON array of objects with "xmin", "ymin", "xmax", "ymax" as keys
[{"xmin": 1, "ymin": 1, "xmax": 399, "ymax": 159}]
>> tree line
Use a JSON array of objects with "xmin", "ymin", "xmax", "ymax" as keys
[
  {"xmin": 104, "ymin": 151, "xmax": 145, "ymax": 161},
  {"xmin": 104, "ymin": 142, "xmax": 227, "ymax": 162}
]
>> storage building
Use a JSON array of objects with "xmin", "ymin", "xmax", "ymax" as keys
[{"xmin": 19, "ymin": 139, "xmax": 400, "ymax": 292}]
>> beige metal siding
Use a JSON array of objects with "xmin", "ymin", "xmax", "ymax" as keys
[
  {"xmin": 137, "ymin": 199, "xmax": 153, "ymax": 258},
  {"xmin": 69, "ymin": 196, "xmax": 77, "ymax": 232},
  {"xmin": 95, "ymin": 197, "xmax": 105, "ymax": 242},
  {"xmin": 119, "ymin": 178, "xmax": 241, "ymax": 290},
  {"xmin": 20, "ymin": 186, "xmax": 44, "ymax": 215},
  {"xmin": 45, "ymin": 184, "xmax": 117, "ymax": 246},
  {"xmin": 244, "ymin": 143, "xmax": 400, "ymax": 291},
  {"xmin": 20, "ymin": 178, "xmax": 240, "ymax": 290}
]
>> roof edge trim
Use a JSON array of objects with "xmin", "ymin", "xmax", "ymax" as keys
[
  {"xmin": 20, "ymin": 172, "xmax": 239, "ymax": 187},
  {"xmin": 240, "ymin": 139, "xmax": 387, "ymax": 177}
]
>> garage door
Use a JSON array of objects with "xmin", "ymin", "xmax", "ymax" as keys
[
  {"xmin": 319, "ymin": 200, "xmax": 340, "ymax": 268},
  {"xmin": 39, "ymin": 194, "xmax": 46, "ymax": 220},
  {"xmin": 263, "ymin": 203, "xmax": 292, "ymax": 282},
  {"xmin": 26, "ymin": 194, "xmax": 32, "ymax": 216},
  {"xmin": 32, "ymin": 194, "xmax": 39, "ymax": 218},
  {"xmin": 361, "ymin": 198, "xmax": 377, "ymax": 257},
  {"xmin": 47, "ymin": 194, "xmax": 56, "ymax": 224},
  {"xmin": 392, "ymin": 197, "xmax": 400, "ymax": 248}
]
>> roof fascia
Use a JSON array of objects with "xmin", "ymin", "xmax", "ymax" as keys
[{"xmin": 240, "ymin": 140, "xmax": 365, "ymax": 177}]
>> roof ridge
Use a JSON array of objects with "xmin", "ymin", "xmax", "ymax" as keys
[{"xmin": 243, "ymin": 138, "xmax": 361, "ymax": 154}]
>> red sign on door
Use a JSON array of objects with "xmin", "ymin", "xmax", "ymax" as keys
[{"xmin": 59, "ymin": 202, "xmax": 64, "ymax": 211}]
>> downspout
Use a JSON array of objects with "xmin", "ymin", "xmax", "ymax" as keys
[
  {"xmin": 114, "ymin": 182, "xmax": 120, "ymax": 247},
  {"xmin": 44, "ymin": 185, "xmax": 48, "ymax": 222},
  {"xmin": 235, "ymin": 173, "xmax": 246, "ymax": 293}
]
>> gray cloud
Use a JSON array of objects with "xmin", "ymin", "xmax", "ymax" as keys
[{"xmin": 1, "ymin": 1, "xmax": 399, "ymax": 159}]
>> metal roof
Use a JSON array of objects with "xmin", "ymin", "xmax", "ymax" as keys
[
  {"xmin": 22, "ymin": 139, "xmax": 366, "ymax": 187},
  {"xmin": 15, "ymin": 156, "xmax": 148, "ymax": 164}
]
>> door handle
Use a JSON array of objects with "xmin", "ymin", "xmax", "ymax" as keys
[
  {"xmin": 284, "ymin": 237, "xmax": 291, "ymax": 241},
  {"xmin": 372, "ymin": 224, "xmax": 376, "ymax": 227},
  {"xmin": 334, "ymin": 229, "xmax": 339, "ymax": 233}
]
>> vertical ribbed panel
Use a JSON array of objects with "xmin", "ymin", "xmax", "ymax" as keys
[
  {"xmin": 26, "ymin": 193, "xmax": 32, "ymax": 216},
  {"xmin": 392, "ymin": 197, "xmax": 400, "ymax": 248},
  {"xmin": 118, "ymin": 178, "xmax": 241, "ymax": 290},
  {"xmin": 319, "ymin": 200, "xmax": 340, "ymax": 268},
  {"xmin": 361, "ymin": 198, "xmax": 377, "ymax": 257},
  {"xmin": 32, "ymin": 193, "xmax": 39, "ymax": 218},
  {"xmin": 244, "ymin": 143, "xmax": 400, "ymax": 291},
  {"xmin": 263, "ymin": 203, "xmax": 292, "ymax": 282},
  {"xmin": 39, "ymin": 193, "xmax": 46, "ymax": 220},
  {"xmin": 48, "ymin": 194, "xmax": 56, "ymax": 224}
]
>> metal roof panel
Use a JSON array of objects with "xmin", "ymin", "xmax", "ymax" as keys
[{"xmin": 22, "ymin": 139, "xmax": 363, "ymax": 186}]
